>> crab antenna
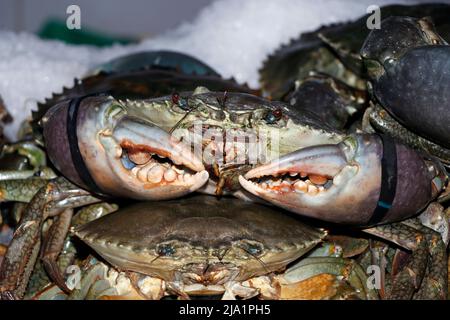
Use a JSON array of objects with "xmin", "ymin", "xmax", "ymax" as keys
[{"xmin": 169, "ymin": 97, "xmax": 197, "ymax": 134}]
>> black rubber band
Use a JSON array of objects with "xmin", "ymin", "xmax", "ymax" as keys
[
  {"xmin": 67, "ymin": 95, "xmax": 105, "ymax": 196},
  {"xmin": 366, "ymin": 134, "xmax": 398, "ymax": 226}
]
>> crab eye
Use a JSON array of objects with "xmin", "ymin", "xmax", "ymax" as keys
[
  {"xmin": 264, "ymin": 108, "xmax": 283, "ymax": 124},
  {"xmin": 171, "ymin": 93, "xmax": 189, "ymax": 110},
  {"xmin": 237, "ymin": 240, "xmax": 264, "ymax": 256},
  {"xmin": 383, "ymin": 57, "xmax": 396, "ymax": 70},
  {"xmin": 246, "ymin": 244, "xmax": 262, "ymax": 255},
  {"xmin": 156, "ymin": 243, "xmax": 176, "ymax": 256},
  {"xmin": 171, "ymin": 93, "xmax": 180, "ymax": 104}
]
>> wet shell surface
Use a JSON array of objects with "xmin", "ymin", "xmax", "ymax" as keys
[{"xmin": 75, "ymin": 195, "xmax": 326, "ymax": 282}]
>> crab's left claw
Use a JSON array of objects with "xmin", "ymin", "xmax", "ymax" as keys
[{"xmin": 240, "ymin": 134, "xmax": 444, "ymax": 226}]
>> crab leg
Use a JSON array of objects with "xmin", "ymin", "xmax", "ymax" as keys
[
  {"xmin": 280, "ymin": 256, "xmax": 378, "ymax": 300},
  {"xmin": 41, "ymin": 203, "xmax": 119, "ymax": 294},
  {"xmin": 403, "ymin": 219, "xmax": 448, "ymax": 300},
  {"xmin": 365, "ymin": 223, "xmax": 428, "ymax": 299},
  {"xmin": 41, "ymin": 209, "xmax": 74, "ymax": 293},
  {"xmin": 0, "ymin": 179, "xmax": 49, "ymax": 203},
  {"xmin": 24, "ymin": 203, "xmax": 118, "ymax": 298},
  {"xmin": 365, "ymin": 220, "xmax": 448, "ymax": 299},
  {"xmin": 244, "ymin": 257, "xmax": 378, "ymax": 300},
  {"xmin": 66, "ymin": 258, "xmax": 145, "ymax": 300},
  {"xmin": 0, "ymin": 177, "xmax": 100, "ymax": 299},
  {"xmin": 58, "ymin": 203, "xmax": 118, "ymax": 279},
  {"xmin": 413, "ymin": 233, "xmax": 447, "ymax": 299},
  {"xmin": 363, "ymin": 103, "xmax": 450, "ymax": 165},
  {"xmin": 0, "ymin": 171, "xmax": 40, "ymax": 180}
]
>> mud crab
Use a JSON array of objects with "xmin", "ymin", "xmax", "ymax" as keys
[
  {"xmin": 1, "ymin": 88, "xmax": 447, "ymax": 299},
  {"xmin": 260, "ymin": 3, "xmax": 450, "ymax": 99},
  {"xmin": 0, "ymin": 51, "xmax": 262, "ymax": 298},
  {"xmin": 283, "ymin": 73, "xmax": 367, "ymax": 131},
  {"xmin": 259, "ymin": 5, "xmax": 450, "ymax": 154},
  {"xmin": 1, "ymin": 11, "xmax": 450, "ymax": 301},
  {"xmin": 39, "ymin": 91, "xmax": 342, "ymax": 199},
  {"xmin": 0, "ymin": 48, "xmax": 341, "ymax": 298},
  {"xmin": 244, "ymin": 11, "xmax": 450, "ymax": 299},
  {"xmin": 239, "ymin": 133, "xmax": 448, "ymax": 299},
  {"xmin": 361, "ymin": 16, "xmax": 450, "ymax": 165},
  {"xmin": 28, "ymin": 196, "xmax": 377, "ymax": 300},
  {"xmin": 73, "ymin": 196, "xmax": 328, "ymax": 299}
]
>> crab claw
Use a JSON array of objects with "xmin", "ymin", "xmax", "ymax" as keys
[
  {"xmin": 240, "ymin": 134, "xmax": 443, "ymax": 226},
  {"xmin": 113, "ymin": 116, "xmax": 204, "ymax": 172},
  {"xmin": 43, "ymin": 96, "xmax": 209, "ymax": 200},
  {"xmin": 95, "ymin": 116, "xmax": 209, "ymax": 200}
]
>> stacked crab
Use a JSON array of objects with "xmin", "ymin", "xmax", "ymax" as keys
[{"xmin": 0, "ymin": 3, "xmax": 449, "ymax": 300}]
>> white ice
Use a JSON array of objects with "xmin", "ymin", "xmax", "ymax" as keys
[{"xmin": 0, "ymin": 0, "xmax": 435, "ymax": 139}]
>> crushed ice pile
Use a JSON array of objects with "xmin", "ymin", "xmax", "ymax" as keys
[{"xmin": 0, "ymin": 0, "xmax": 428, "ymax": 139}]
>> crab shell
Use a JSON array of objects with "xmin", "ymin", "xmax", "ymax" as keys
[
  {"xmin": 259, "ymin": 4, "xmax": 450, "ymax": 98},
  {"xmin": 369, "ymin": 46, "xmax": 450, "ymax": 149},
  {"xmin": 361, "ymin": 16, "xmax": 450, "ymax": 149},
  {"xmin": 88, "ymin": 50, "xmax": 221, "ymax": 77},
  {"xmin": 74, "ymin": 195, "xmax": 326, "ymax": 295}
]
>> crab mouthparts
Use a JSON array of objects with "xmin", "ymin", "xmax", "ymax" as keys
[
  {"xmin": 183, "ymin": 262, "xmax": 235, "ymax": 285},
  {"xmin": 240, "ymin": 144, "xmax": 348, "ymax": 196}
]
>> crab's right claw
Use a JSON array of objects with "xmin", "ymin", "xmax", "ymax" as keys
[{"xmin": 42, "ymin": 97, "xmax": 209, "ymax": 200}]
